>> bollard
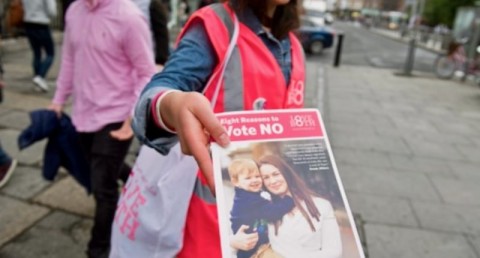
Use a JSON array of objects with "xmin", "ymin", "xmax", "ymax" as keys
[
  {"xmin": 333, "ymin": 33, "xmax": 344, "ymax": 67},
  {"xmin": 402, "ymin": 38, "xmax": 416, "ymax": 76}
]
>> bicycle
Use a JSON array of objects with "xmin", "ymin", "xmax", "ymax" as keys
[{"xmin": 434, "ymin": 40, "xmax": 480, "ymax": 83}]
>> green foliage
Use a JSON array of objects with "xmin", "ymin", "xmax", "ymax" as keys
[{"xmin": 423, "ymin": 0, "xmax": 476, "ymax": 27}]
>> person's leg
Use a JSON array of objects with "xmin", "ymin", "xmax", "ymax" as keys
[
  {"xmin": 24, "ymin": 24, "xmax": 42, "ymax": 76},
  {"xmin": 119, "ymin": 162, "xmax": 131, "ymax": 184},
  {"xmin": 0, "ymin": 140, "xmax": 16, "ymax": 188},
  {"xmin": 38, "ymin": 26, "xmax": 55, "ymax": 78},
  {"xmin": 86, "ymin": 123, "xmax": 133, "ymax": 258},
  {"xmin": 0, "ymin": 141, "xmax": 11, "ymax": 166}
]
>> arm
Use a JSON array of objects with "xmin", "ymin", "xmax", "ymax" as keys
[
  {"xmin": 110, "ymin": 14, "xmax": 156, "ymax": 140},
  {"xmin": 240, "ymin": 194, "xmax": 294, "ymax": 222},
  {"xmin": 132, "ymin": 21, "xmax": 217, "ymax": 151},
  {"xmin": 258, "ymin": 195, "xmax": 295, "ymax": 222},
  {"xmin": 50, "ymin": 23, "xmax": 74, "ymax": 114},
  {"xmin": 132, "ymin": 21, "xmax": 228, "ymax": 193}
]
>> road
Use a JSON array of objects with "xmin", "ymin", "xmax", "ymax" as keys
[{"xmin": 308, "ymin": 22, "xmax": 438, "ymax": 73}]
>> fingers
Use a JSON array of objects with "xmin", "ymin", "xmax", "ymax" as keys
[
  {"xmin": 172, "ymin": 105, "xmax": 214, "ymax": 193},
  {"xmin": 110, "ymin": 130, "xmax": 122, "ymax": 140},
  {"xmin": 110, "ymin": 129, "xmax": 134, "ymax": 141},
  {"xmin": 47, "ymin": 104, "xmax": 63, "ymax": 118},
  {"xmin": 177, "ymin": 92, "xmax": 229, "ymax": 148},
  {"xmin": 245, "ymin": 233, "xmax": 259, "ymax": 250},
  {"xmin": 192, "ymin": 104, "xmax": 230, "ymax": 147},
  {"xmin": 179, "ymin": 119, "xmax": 215, "ymax": 194},
  {"xmin": 237, "ymin": 225, "xmax": 249, "ymax": 233},
  {"xmin": 160, "ymin": 92, "xmax": 229, "ymax": 194}
]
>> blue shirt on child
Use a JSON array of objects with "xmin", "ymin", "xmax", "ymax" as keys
[{"xmin": 230, "ymin": 187, "xmax": 294, "ymax": 258}]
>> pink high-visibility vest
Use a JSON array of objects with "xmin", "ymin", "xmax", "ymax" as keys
[{"xmin": 176, "ymin": 3, "xmax": 305, "ymax": 257}]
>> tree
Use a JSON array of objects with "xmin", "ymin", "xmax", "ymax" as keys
[{"xmin": 423, "ymin": 0, "xmax": 476, "ymax": 27}]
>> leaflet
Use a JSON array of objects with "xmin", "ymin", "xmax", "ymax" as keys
[{"xmin": 211, "ymin": 108, "xmax": 365, "ymax": 258}]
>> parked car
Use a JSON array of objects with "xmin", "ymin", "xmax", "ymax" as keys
[
  {"xmin": 303, "ymin": 9, "xmax": 335, "ymax": 25},
  {"xmin": 297, "ymin": 16, "xmax": 335, "ymax": 55}
]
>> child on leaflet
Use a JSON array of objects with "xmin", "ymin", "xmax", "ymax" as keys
[{"xmin": 228, "ymin": 158, "xmax": 294, "ymax": 258}]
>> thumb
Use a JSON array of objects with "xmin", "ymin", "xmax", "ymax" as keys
[
  {"xmin": 238, "ymin": 225, "xmax": 249, "ymax": 233},
  {"xmin": 190, "ymin": 99, "xmax": 230, "ymax": 147}
]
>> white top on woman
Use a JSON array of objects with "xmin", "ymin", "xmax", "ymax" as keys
[{"xmin": 268, "ymin": 197, "xmax": 342, "ymax": 258}]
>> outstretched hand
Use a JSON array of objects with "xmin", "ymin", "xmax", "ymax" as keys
[{"xmin": 159, "ymin": 91, "xmax": 230, "ymax": 195}]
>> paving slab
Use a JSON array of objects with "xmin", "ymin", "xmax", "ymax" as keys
[
  {"xmin": 338, "ymin": 163, "xmax": 441, "ymax": 201},
  {"xmin": 2, "ymin": 90, "xmax": 52, "ymax": 112},
  {"xmin": 469, "ymin": 236, "xmax": 480, "ymax": 258},
  {"xmin": 327, "ymin": 110, "xmax": 395, "ymax": 130},
  {"xmin": 0, "ymin": 166, "xmax": 51, "ymax": 200},
  {"xmin": 347, "ymin": 193, "xmax": 418, "ymax": 228},
  {"xmin": 0, "ymin": 196, "xmax": 49, "ymax": 247},
  {"xmin": 0, "ymin": 211, "xmax": 91, "ymax": 258},
  {"xmin": 333, "ymin": 148, "xmax": 393, "ymax": 169},
  {"xmin": 390, "ymin": 116, "xmax": 440, "ymax": 134},
  {"xmin": 0, "ymin": 105, "xmax": 12, "ymax": 115},
  {"xmin": 403, "ymin": 137, "xmax": 467, "ymax": 161},
  {"xmin": 388, "ymin": 154, "xmax": 455, "ymax": 178},
  {"xmin": 411, "ymin": 201, "xmax": 480, "ymax": 236},
  {"xmin": 33, "ymin": 176, "xmax": 94, "ymax": 218},
  {"xmin": 457, "ymin": 145, "xmax": 480, "ymax": 164},
  {"xmin": 431, "ymin": 177, "xmax": 480, "ymax": 206},
  {"xmin": 0, "ymin": 110, "xmax": 30, "ymax": 131},
  {"xmin": 432, "ymin": 119, "xmax": 480, "ymax": 137},
  {"xmin": 331, "ymin": 133, "xmax": 412, "ymax": 155},
  {"xmin": 326, "ymin": 121, "xmax": 377, "ymax": 137},
  {"xmin": 0, "ymin": 129, "xmax": 45, "ymax": 166},
  {"xmin": 365, "ymin": 224, "xmax": 478, "ymax": 258},
  {"xmin": 448, "ymin": 161, "xmax": 480, "ymax": 180},
  {"xmin": 416, "ymin": 130, "xmax": 475, "ymax": 147}
]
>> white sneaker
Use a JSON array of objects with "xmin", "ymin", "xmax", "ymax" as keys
[{"xmin": 32, "ymin": 76, "xmax": 49, "ymax": 92}]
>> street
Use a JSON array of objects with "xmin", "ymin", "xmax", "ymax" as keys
[{"xmin": 309, "ymin": 21, "xmax": 439, "ymax": 73}]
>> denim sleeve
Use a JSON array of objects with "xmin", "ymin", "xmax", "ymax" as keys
[{"xmin": 133, "ymin": 22, "xmax": 216, "ymax": 154}]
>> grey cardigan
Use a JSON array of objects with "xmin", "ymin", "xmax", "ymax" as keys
[{"xmin": 21, "ymin": 0, "xmax": 57, "ymax": 25}]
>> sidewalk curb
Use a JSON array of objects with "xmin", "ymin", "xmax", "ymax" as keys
[{"xmin": 368, "ymin": 27, "xmax": 445, "ymax": 56}]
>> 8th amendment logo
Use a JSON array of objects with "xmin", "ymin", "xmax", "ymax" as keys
[{"xmin": 289, "ymin": 114, "xmax": 316, "ymax": 128}]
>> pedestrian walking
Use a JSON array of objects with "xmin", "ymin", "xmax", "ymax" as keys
[
  {"xmin": 48, "ymin": 0, "xmax": 156, "ymax": 257},
  {"xmin": 149, "ymin": 0, "xmax": 169, "ymax": 68},
  {"xmin": 111, "ymin": 0, "xmax": 305, "ymax": 257},
  {"xmin": 131, "ymin": 0, "xmax": 170, "ymax": 69},
  {"xmin": 22, "ymin": 0, "xmax": 57, "ymax": 92}
]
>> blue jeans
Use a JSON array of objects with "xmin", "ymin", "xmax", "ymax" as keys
[
  {"xmin": 0, "ymin": 141, "xmax": 11, "ymax": 165},
  {"xmin": 24, "ymin": 23, "xmax": 55, "ymax": 78}
]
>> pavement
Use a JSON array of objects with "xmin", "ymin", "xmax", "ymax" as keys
[
  {"xmin": 0, "ymin": 34, "xmax": 139, "ymax": 258},
  {"xmin": 0, "ymin": 32, "xmax": 479, "ymax": 258},
  {"xmin": 368, "ymin": 25, "xmax": 445, "ymax": 55}
]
